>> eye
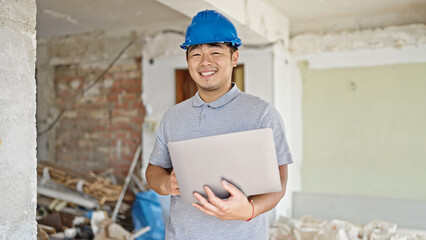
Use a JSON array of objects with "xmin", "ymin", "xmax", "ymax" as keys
[
  {"xmin": 212, "ymin": 52, "xmax": 221, "ymax": 55},
  {"xmin": 191, "ymin": 53, "xmax": 201, "ymax": 57}
]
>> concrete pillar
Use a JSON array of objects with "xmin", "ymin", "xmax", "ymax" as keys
[
  {"xmin": 272, "ymin": 44, "xmax": 303, "ymax": 217},
  {"xmin": 0, "ymin": 0, "xmax": 38, "ymax": 239}
]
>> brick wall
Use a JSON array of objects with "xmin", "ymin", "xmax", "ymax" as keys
[{"xmin": 55, "ymin": 57, "xmax": 144, "ymax": 177}]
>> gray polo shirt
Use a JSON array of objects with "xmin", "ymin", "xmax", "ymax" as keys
[{"xmin": 149, "ymin": 84, "xmax": 293, "ymax": 240}]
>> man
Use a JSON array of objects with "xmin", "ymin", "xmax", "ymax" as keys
[{"xmin": 146, "ymin": 10, "xmax": 293, "ymax": 239}]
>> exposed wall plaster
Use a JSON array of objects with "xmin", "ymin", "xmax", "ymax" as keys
[
  {"xmin": 142, "ymin": 31, "xmax": 185, "ymax": 61},
  {"xmin": 47, "ymin": 31, "xmax": 143, "ymax": 66},
  {"xmin": 290, "ymin": 24, "xmax": 426, "ymax": 55},
  {"xmin": 289, "ymin": 7, "xmax": 426, "ymax": 37},
  {"xmin": 103, "ymin": 20, "xmax": 189, "ymax": 42}
]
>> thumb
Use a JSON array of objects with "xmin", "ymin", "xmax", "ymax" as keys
[{"xmin": 222, "ymin": 180, "xmax": 244, "ymax": 197}]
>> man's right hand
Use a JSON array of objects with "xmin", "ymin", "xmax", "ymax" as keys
[
  {"xmin": 165, "ymin": 170, "xmax": 181, "ymax": 196},
  {"xmin": 146, "ymin": 163, "xmax": 181, "ymax": 196}
]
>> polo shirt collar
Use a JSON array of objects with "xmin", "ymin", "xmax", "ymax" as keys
[{"xmin": 192, "ymin": 83, "xmax": 241, "ymax": 109}]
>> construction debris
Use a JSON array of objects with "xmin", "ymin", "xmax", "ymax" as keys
[
  {"xmin": 111, "ymin": 145, "xmax": 141, "ymax": 222},
  {"xmin": 38, "ymin": 161, "xmax": 123, "ymax": 205},
  {"xmin": 37, "ymin": 225, "xmax": 53, "ymax": 240},
  {"xmin": 270, "ymin": 216, "xmax": 426, "ymax": 240},
  {"xmin": 38, "ymin": 179, "xmax": 99, "ymax": 209},
  {"xmin": 36, "ymin": 158, "xmax": 151, "ymax": 240},
  {"xmin": 93, "ymin": 213, "xmax": 150, "ymax": 240}
]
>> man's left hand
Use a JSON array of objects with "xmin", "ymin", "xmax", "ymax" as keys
[{"xmin": 192, "ymin": 180, "xmax": 253, "ymax": 221}]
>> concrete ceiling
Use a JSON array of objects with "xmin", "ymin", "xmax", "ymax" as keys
[
  {"xmin": 36, "ymin": 0, "xmax": 426, "ymax": 39},
  {"xmin": 268, "ymin": 0, "xmax": 426, "ymax": 35},
  {"xmin": 36, "ymin": 0, "xmax": 189, "ymax": 39}
]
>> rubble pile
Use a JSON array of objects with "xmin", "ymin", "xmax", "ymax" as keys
[
  {"xmin": 36, "ymin": 161, "xmax": 147, "ymax": 240},
  {"xmin": 270, "ymin": 216, "xmax": 426, "ymax": 240},
  {"xmin": 37, "ymin": 162, "xmax": 123, "ymax": 205}
]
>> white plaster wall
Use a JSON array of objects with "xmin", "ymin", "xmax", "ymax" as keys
[
  {"xmin": 240, "ymin": 49, "xmax": 274, "ymax": 103},
  {"xmin": 289, "ymin": 27, "xmax": 426, "ymax": 217},
  {"xmin": 0, "ymin": 0, "xmax": 37, "ymax": 239},
  {"xmin": 141, "ymin": 55, "xmax": 186, "ymax": 187}
]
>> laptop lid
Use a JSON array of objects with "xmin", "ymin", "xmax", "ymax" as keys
[{"xmin": 167, "ymin": 128, "xmax": 282, "ymax": 204}]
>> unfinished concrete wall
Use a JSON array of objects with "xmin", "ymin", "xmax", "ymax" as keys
[
  {"xmin": 36, "ymin": 40, "xmax": 57, "ymax": 163},
  {"xmin": 0, "ymin": 0, "xmax": 37, "ymax": 239},
  {"xmin": 36, "ymin": 32, "xmax": 145, "ymax": 177},
  {"xmin": 290, "ymin": 24, "xmax": 426, "ymax": 55}
]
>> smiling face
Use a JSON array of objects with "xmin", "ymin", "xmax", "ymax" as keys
[{"xmin": 186, "ymin": 43, "xmax": 239, "ymax": 102}]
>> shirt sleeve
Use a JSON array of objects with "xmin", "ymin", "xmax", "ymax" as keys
[
  {"xmin": 259, "ymin": 104, "xmax": 293, "ymax": 165},
  {"xmin": 149, "ymin": 115, "xmax": 173, "ymax": 169}
]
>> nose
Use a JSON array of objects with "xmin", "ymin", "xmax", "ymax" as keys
[{"xmin": 200, "ymin": 53, "xmax": 212, "ymax": 66}]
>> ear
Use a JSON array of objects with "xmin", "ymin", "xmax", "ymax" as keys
[{"xmin": 232, "ymin": 50, "xmax": 239, "ymax": 67}]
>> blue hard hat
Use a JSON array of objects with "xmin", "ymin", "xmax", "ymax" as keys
[{"xmin": 180, "ymin": 10, "xmax": 242, "ymax": 49}]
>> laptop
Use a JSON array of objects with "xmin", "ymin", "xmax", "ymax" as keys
[{"xmin": 167, "ymin": 128, "xmax": 282, "ymax": 204}]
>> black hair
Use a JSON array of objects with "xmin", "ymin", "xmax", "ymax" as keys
[{"xmin": 186, "ymin": 43, "xmax": 238, "ymax": 58}]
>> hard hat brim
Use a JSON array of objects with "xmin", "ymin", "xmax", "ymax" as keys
[{"xmin": 180, "ymin": 39, "xmax": 242, "ymax": 50}]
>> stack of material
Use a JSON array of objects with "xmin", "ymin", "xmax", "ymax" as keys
[
  {"xmin": 270, "ymin": 216, "xmax": 426, "ymax": 240},
  {"xmin": 36, "ymin": 207, "xmax": 93, "ymax": 240},
  {"xmin": 36, "ymin": 161, "xmax": 145, "ymax": 239},
  {"xmin": 37, "ymin": 161, "xmax": 122, "ymax": 205}
]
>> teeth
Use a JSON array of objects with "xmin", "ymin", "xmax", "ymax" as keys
[{"xmin": 200, "ymin": 71, "xmax": 215, "ymax": 76}]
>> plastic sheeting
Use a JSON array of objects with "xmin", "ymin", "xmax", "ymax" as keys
[{"xmin": 132, "ymin": 190, "xmax": 165, "ymax": 240}]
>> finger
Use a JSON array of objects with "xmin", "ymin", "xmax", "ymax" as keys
[
  {"xmin": 171, "ymin": 180, "xmax": 179, "ymax": 189},
  {"xmin": 203, "ymin": 186, "xmax": 226, "ymax": 209},
  {"xmin": 193, "ymin": 192, "xmax": 211, "ymax": 206},
  {"xmin": 193, "ymin": 192, "xmax": 207, "ymax": 202},
  {"xmin": 167, "ymin": 172, "xmax": 180, "ymax": 195},
  {"xmin": 170, "ymin": 172, "xmax": 179, "ymax": 185},
  {"xmin": 170, "ymin": 172, "xmax": 177, "ymax": 182},
  {"xmin": 170, "ymin": 171, "xmax": 177, "ymax": 182},
  {"xmin": 170, "ymin": 180, "xmax": 179, "ymax": 188},
  {"xmin": 222, "ymin": 180, "xmax": 245, "ymax": 197},
  {"xmin": 170, "ymin": 186, "xmax": 180, "ymax": 195},
  {"xmin": 193, "ymin": 192, "xmax": 221, "ymax": 214},
  {"xmin": 171, "ymin": 190, "xmax": 180, "ymax": 196}
]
